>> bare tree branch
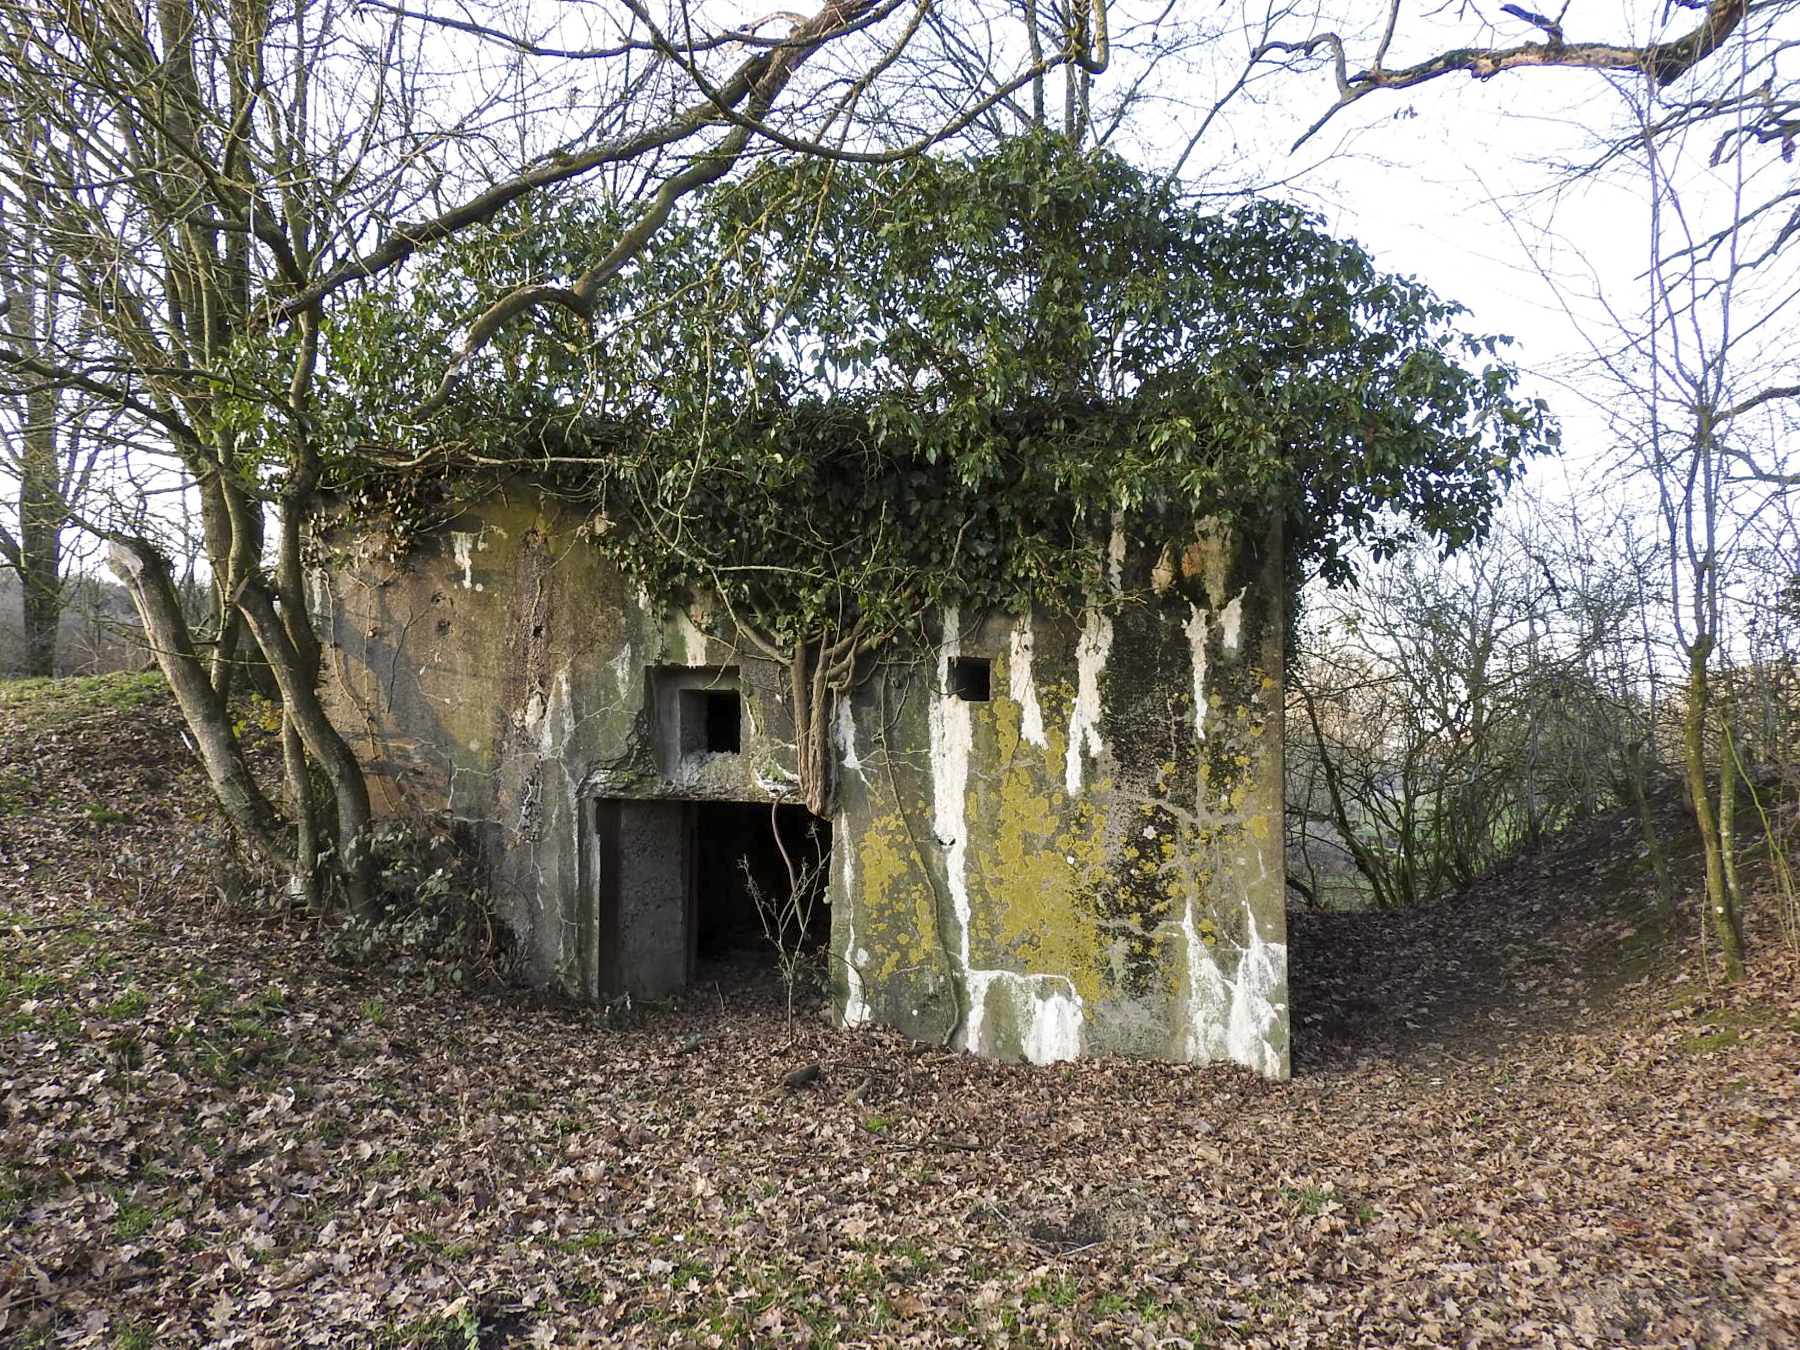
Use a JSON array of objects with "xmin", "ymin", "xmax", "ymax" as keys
[{"xmin": 1260, "ymin": 0, "xmax": 1755, "ymax": 150}]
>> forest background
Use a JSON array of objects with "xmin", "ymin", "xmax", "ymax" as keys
[{"xmin": 0, "ymin": 0, "xmax": 1795, "ymax": 981}]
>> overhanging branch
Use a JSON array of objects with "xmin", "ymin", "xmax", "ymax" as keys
[
  {"xmin": 1260, "ymin": 0, "xmax": 1753, "ymax": 150},
  {"xmin": 273, "ymin": 0, "xmax": 881, "ymax": 321}
]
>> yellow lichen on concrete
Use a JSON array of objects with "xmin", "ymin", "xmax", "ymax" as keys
[
  {"xmin": 944, "ymin": 689, "xmax": 1112, "ymax": 1007},
  {"xmin": 969, "ymin": 762, "xmax": 1110, "ymax": 1004},
  {"xmin": 853, "ymin": 810, "xmax": 944, "ymax": 986}
]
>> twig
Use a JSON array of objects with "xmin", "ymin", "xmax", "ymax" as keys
[
  {"xmin": 0, "ymin": 1263, "xmax": 161, "ymax": 1317},
  {"xmin": 879, "ymin": 1137, "xmax": 984, "ymax": 1154}
]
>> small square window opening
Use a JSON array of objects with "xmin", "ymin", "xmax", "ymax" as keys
[
  {"xmin": 948, "ymin": 656, "xmax": 991, "ymax": 702},
  {"xmin": 679, "ymin": 687, "xmax": 741, "ymax": 754},
  {"xmin": 702, "ymin": 690, "xmax": 740, "ymax": 752}
]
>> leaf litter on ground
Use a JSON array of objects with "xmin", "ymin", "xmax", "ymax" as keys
[{"xmin": 0, "ymin": 673, "xmax": 1795, "ymax": 1347}]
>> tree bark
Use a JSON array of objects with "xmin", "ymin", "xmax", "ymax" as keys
[
  {"xmin": 282, "ymin": 713, "xmax": 322, "ymax": 912},
  {"xmin": 235, "ymin": 579, "xmax": 377, "ymax": 918},
  {"xmin": 1718, "ymin": 721, "xmax": 1747, "ymax": 937},
  {"xmin": 1682, "ymin": 638, "xmax": 1745, "ymax": 980},
  {"xmin": 108, "ymin": 539, "xmax": 284, "ymax": 860},
  {"xmin": 2, "ymin": 229, "xmax": 68, "ymax": 677}
]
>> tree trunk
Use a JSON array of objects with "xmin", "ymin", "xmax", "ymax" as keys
[
  {"xmin": 235, "ymin": 579, "xmax": 377, "ymax": 918},
  {"xmin": 17, "ymin": 532, "xmax": 60, "ymax": 677},
  {"xmin": 1682, "ymin": 639, "xmax": 1745, "ymax": 980},
  {"xmin": 108, "ymin": 539, "xmax": 285, "ymax": 861},
  {"xmin": 790, "ymin": 641, "xmax": 832, "ymax": 819},
  {"xmin": 1718, "ymin": 721, "xmax": 1747, "ymax": 936},
  {"xmin": 17, "ymin": 396, "xmax": 62, "ymax": 676},
  {"xmin": 282, "ymin": 713, "xmax": 322, "ymax": 912},
  {"xmin": 3, "ymin": 234, "xmax": 67, "ymax": 678}
]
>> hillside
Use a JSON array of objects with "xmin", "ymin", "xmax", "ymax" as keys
[{"xmin": 1, "ymin": 675, "xmax": 1796, "ymax": 1347}]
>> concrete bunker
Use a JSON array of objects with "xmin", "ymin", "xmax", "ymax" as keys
[{"xmin": 327, "ymin": 496, "xmax": 1290, "ymax": 1077}]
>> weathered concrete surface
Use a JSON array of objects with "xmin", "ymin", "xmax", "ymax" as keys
[
  {"xmin": 322, "ymin": 496, "xmax": 800, "ymax": 997},
  {"xmin": 324, "ymin": 495, "xmax": 1287, "ymax": 1076},
  {"xmin": 597, "ymin": 799, "xmax": 691, "ymax": 998},
  {"xmin": 830, "ymin": 529, "xmax": 1287, "ymax": 1077}
]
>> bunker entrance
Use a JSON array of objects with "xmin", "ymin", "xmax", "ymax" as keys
[
  {"xmin": 586, "ymin": 798, "xmax": 830, "ymax": 1000},
  {"xmin": 694, "ymin": 803, "xmax": 831, "ymax": 964}
]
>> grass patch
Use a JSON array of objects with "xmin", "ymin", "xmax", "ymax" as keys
[
  {"xmin": 1678, "ymin": 1029, "xmax": 1740, "ymax": 1055},
  {"xmin": 1024, "ymin": 1273, "xmax": 1081, "ymax": 1307},
  {"xmin": 374, "ymin": 1310, "xmax": 482, "ymax": 1349},
  {"xmin": 0, "ymin": 672, "xmax": 169, "ymax": 733},
  {"xmin": 0, "ymin": 1166, "xmax": 42, "ymax": 1225},
  {"xmin": 549, "ymin": 1229, "xmax": 616, "ymax": 1254},
  {"xmin": 0, "ymin": 770, "xmax": 34, "ymax": 815},
  {"xmin": 1281, "ymin": 1183, "xmax": 1374, "ymax": 1224},
  {"xmin": 114, "ymin": 1198, "xmax": 169, "ymax": 1240},
  {"xmin": 106, "ymin": 989, "xmax": 150, "ymax": 1019},
  {"xmin": 406, "ymin": 1230, "xmax": 474, "ymax": 1261}
]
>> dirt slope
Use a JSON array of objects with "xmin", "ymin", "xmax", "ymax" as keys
[{"xmin": 2, "ymin": 675, "xmax": 1796, "ymax": 1348}]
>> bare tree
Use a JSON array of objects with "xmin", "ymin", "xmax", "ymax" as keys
[
  {"xmin": 1287, "ymin": 512, "xmax": 1635, "ymax": 911},
  {"xmin": 744, "ymin": 807, "xmax": 831, "ymax": 1036},
  {"xmin": 0, "ymin": 213, "xmax": 112, "ymax": 675},
  {"xmin": 1256, "ymin": 1, "xmax": 1780, "ymax": 150},
  {"xmin": 1256, "ymin": 1, "xmax": 1798, "ymax": 975},
  {"xmin": 0, "ymin": 0, "xmax": 1110, "ymax": 913}
]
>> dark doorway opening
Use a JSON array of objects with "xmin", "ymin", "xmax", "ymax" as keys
[{"xmin": 692, "ymin": 803, "xmax": 831, "ymax": 963}]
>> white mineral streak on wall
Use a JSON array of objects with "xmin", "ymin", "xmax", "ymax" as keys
[
  {"xmin": 934, "ymin": 607, "xmax": 1084, "ymax": 1065},
  {"xmin": 541, "ymin": 668, "xmax": 578, "ymax": 947},
  {"xmin": 1181, "ymin": 899, "xmax": 1287, "ymax": 1078},
  {"xmin": 838, "ymin": 812, "xmax": 872, "ymax": 1028},
  {"xmin": 1185, "ymin": 604, "xmax": 1210, "ymax": 742},
  {"xmin": 540, "ymin": 668, "xmax": 571, "ymax": 763},
  {"xmin": 1221, "ymin": 588, "xmax": 1246, "ymax": 651},
  {"xmin": 752, "ymin": 767, "xmax": 800, "ymax": 796},
  {"xmin": 1225, "ymin": 912, "xmax": 1286, "ymax": 1075},
  {"xmin": 1007, "ymin": 617, "xmax": 1047, "ymax": 748},
  {"xmin": 1019, "ymin": 989, "xmax": 1084, "ymax": 1065},
  {"xmin": 674, "ymin": 610, "xmax": 708, "ymax": 665},
  {"xmin": 450, "ymin": 532, "xmax": 480, "ymax": 591},
  {"xmin": 836, "ymin": 697, "xmax": 864, "ymax": 775},
  {"xmin": 1064, "ymin": 608, "xmax": 1113, "ymax": 794}
]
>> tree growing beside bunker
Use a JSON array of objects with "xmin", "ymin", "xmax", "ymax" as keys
[{"xmin": 0, "ymin": 0, "xmax": 1105, "ymax": 918}]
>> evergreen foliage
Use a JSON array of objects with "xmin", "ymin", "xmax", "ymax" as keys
[{"xmin": 333, "ymin": 135, "xmax": 1556, "ymax": 639}]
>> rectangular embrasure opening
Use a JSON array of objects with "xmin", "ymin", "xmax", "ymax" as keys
[
  {"xmin": 677, "ymin": 686, "xmax": 741, "ymax": 755},
  {"xmin": 948, "ymin": 656, "xmax": 991, "ymax": 702}
]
